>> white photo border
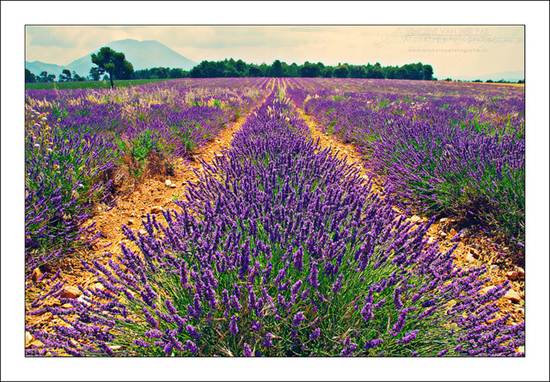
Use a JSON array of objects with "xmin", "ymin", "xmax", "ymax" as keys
[{"xmin": 2, "ymin": 1, "xmax": 548, "ymax": 381}]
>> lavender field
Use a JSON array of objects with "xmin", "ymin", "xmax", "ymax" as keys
[{"xmin": 25, "ymin": 78, "xmax": 525, "ymax": 357}]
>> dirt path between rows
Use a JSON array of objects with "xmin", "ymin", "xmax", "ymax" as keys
[
  {"xmin": 291, "ymin": 97, "xmax": 524, "ymax": 328},
  {"xmin": 25, "ymin": 91, "xmax": 271, "ymax": 339}
]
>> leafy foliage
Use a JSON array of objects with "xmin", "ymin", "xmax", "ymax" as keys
[
  {"xmin": 189, "ymin": 59, "xmax": 434, "ymax": 80},
  {"xmin": 91, "ymin": 47, "xmax": 135, "ymax": 88}
]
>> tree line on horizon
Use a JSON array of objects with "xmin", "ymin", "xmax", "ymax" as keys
[
  {"xmin": 26, "ymin": 59, "xmax": 435, "ymax": 83},
  {"xmin": 24, "ymin": 46, "xmax": 523, "ymax": 85},
  {"xmin": 25, "ymin": 46, "xmax": 435, "ymax": 85},
  {"xmin": 186, "ymin": 59, "xmax": 434, "ymax": 80}
]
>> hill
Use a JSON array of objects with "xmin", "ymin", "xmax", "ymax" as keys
[
  {"xmin": 26, "ymin": 39, "xmax": 196, "ymax": 77},
  {"xmin": 25, "ymin": 61, "xmax": 65, "ymax": 77}
]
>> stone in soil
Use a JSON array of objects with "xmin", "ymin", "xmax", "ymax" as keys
[
  {"xmin": 150, "ymin": 206, "xmax": 164, "ymax": 214},
  {"xmin": 504, "ymin": 289, "xmax": 522, "ymax": 304},
  {"xmin": 60, "ymin": 286, "xmax": 82, "ymax": 299},
  {"xmin": 409, "ymin": 215, "xmax": 422, "ymax": 223},
  {"xmin": 465, "ymin": 248, "xmax": 480, "ymax": 260},
  {"xmin": 25, "ymin": 331, "xmax": 34, "ymax": 346},
  {"xmin": 31, "ymin": 268, "xmax": 43, "ymax": 283},
  {"xmin": 465, "ymin": 252, "xmax": 477, "ymax": 263},
  {"xmin": 506, "ymin": 268, "xmax": 525, "ymax": 281}
]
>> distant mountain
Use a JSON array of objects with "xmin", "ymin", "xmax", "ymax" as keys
[
  {"xmin": 66, "ymin": 39, "xmax": 196, "ymax": 76},
  {"xmin": 454, "ymin": 71, "xmax": 524, "ymax": 82},
  {"xmin": 25, "ymin": 61, "xmax": 66, "ymax": 77},
  {"xmin": 26, "ymin": 39, "xmax": 196, "ymax": 77}
]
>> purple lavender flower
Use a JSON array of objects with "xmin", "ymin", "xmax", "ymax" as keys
[
  {"xmin": 364, "ymin": 338, "xmax": 384, "ymax": 350},
  {"xmin": 251, "ymin": 320, "xmax": 262, "ymax": 331},
  {"xmin": 292, "ymin": 311, "xmax": 306, "ymax": 327},
  {"xmin": 243, "ymin": 343, "xmax": 253, "ymax": 357},
  {"xmin": 399, "ymin": 330, "xmax": 419, "ymax": 344},
  {"xmin": 263, "ymin": 332, "xmax": 274, "ymax": 348},
  {"xmin": 185, "ymin": 340, "xmax": 198, "ymax": 354},
  {"xmin": 293, "ymin": 248, "xmax": 304, "ymax": 271},
  {"xmin": 229, "ymin": 315, "xmax": 239, "ymax": 336},
  {"xmin": 309, "ymin": 328, "xmax": 321, "ymax": 341}
]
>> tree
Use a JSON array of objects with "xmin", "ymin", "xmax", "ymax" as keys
[
  {"xmin": 89, "ymin": 67, "xmax": 101, "ymax": 81},
  {"xmin": 234, "ymin": 59, "xmax": 247, "ymax": 76},
  {"xmin": 176, "ymin": 58, "xmax": 436, "ymax": 81},
  {"xmin": 270, "ymin": 60, "xmax": 283, "ymax": 77},
  {"xmin": 349, "ymin": 65, "xmax": 367, "ymax": 78},
  {"xmin": 169, "ymin": 68, "xmax": 186, "ymax": 78},
  {"xmin": 25, "ymin": 69, "xmax": 36, "ymax": 83},
  {"xmin": 72, "ymin": 71, "xmax": 85, "ymax": 82},
  {"xmin": 321, "ymin": 67, "xmax": 334, "ymax": 78},
  {"xmin": 38, "ymin": 71, "xmax": 56, "ymax": 83},
  {"xmin": 285, "ymin": 63, "xmax": 300, "ymax": 77},
  {"xmin": 91, "ymin": 47, "xmax": 134, "ymax": 88},
  {"xmin": 224, "ymin": 66, "xmax": 239, "ymax": 78},
  {"xmin": 300, "ymin": 62, "xmax": 321, "ymax": 77},
  {"xmin": 367, "ymin": 63, "xmax": 385, "ymax": 79},
  {"xmin": 422, "ymin": 64, "xmax": 434, "ymax": 80},
  {"xmin": 59, "ymin": 69, "xmax": 72, "ymax": 82},
  {"xmin": 333, "ymin": 64, "xmax": 349, "ymax": 78},
  {"xmin": 248, "ymin": 66, "xmax": 263, "ymax": 77}
]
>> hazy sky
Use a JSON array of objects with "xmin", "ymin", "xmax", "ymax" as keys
[{"xmin": 26, "ymin": 25, "xmax": 524, "ymax": 79}]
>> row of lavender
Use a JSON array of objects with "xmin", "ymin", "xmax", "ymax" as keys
[
  {"xmin": 287, "ymin": 78, "xmax": 525, "ymax": 251},
  {"xmin": 25, "ymin": 78, "xmax": 269, "ymax": 274},
  {"xmin": 28, "ymin": 90, "xmax": 523, "ymax": 357}
]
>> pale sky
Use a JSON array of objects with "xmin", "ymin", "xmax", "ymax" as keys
[{"xmin": 25, "ymin": 26, "xmax": 524, "ymax": 79}]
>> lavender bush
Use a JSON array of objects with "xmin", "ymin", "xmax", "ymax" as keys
[
  {"xmin": 25, "ymin": 106, "xmax": 117, "ymax": 273},
  {"xmin": 288, "ymin": 79, "xmax": 525, "ymax": 250},
  {"xmin": 25, "ymin": 79, "xmax": 266, "ymax": 274},
  {"xmin": 28, "ymin": 92, "xmax": 524, "ymax": 357}
]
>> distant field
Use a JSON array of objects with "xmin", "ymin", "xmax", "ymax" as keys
[{"xmin": 25, "ymin": 78, "xmax": 169, "ymax": 90}]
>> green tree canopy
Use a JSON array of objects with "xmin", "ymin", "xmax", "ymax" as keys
[
  {"xmin": 185, "ymin": 58, "xmax": 435, "ymax": 80},
  {"xmin": 333, "ymin": 64, "xmax": 350, "ymax": 78},
  {"xmin": 270, "ymin": 60, "xmax": 283, "ymax": 77},
  {"xmin": 59, "ymin": 69, "xmax": 72, "ymax": 82},
  {"xmin": 89, "ymin": 67, "xmax": 101, "ymax": 81},
  {"xmin": 300, "ymin": 62, "xmax": 322, "ymax": 77},
  {"xmin": 38, "ymin": 71, "xmax": 56, "ymax": 83},
  {"xmin": 91, "ymin": 47, "xmax": 134, "ymax": 88},
  {"xmin": 25, "ymin": 69, "xmax": 36, "ymax": 83}
]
